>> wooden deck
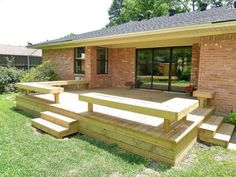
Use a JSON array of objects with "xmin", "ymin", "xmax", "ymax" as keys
[{"xmin": 16, "ymin": 88, "xmax": 218, "ymax": 165}]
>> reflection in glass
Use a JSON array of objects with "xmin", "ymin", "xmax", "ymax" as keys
[
  {"xmin": 136, "ymin": 49, "xmax": 152, "ymax": 89},
  {"xmin": 136, "ymin": 47, "xmax": 192, "ymax": 92},
  {"xmin": 152, "ymin": 48, "xmax": 170, "ymax": 90}
]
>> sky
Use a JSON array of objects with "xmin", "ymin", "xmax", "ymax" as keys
[{"xmin": 0, "ymin": 0, "xmax": 113, "ymax": 46}]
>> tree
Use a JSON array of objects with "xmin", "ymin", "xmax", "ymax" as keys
[
  {"xmin": 108, "ymin": 0, "xmax": 191, "ymax": 26},
  {"xmin": 107, "ymin": 0, "xmax": 234, "ymax": 27},
  {"xmin": 192, "ymin": 0, "xmax": 234, "ymax": 10},
  {"xmin": 107, "ymin": 0, "xmax": 124, "ymax": 27}
]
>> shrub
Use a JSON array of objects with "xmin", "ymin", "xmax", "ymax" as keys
[
  {"xmin": 179, "ymin": 66, "xmax": 191, "ymax": 81},
  {"xmin": 0, "ymin": 67, "xmax": 25, "ymax": 93},
  {"xmin": 225, "ymin": 112, "xmax": 236, "ymax": 125},
  {"xmin": 21, "ymin": 61, "xmax": 57, "ymax": 82}
]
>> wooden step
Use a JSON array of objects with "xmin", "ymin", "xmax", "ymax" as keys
[
  {"xmin": 214, "ymin": 123, "xmax": 235, "ymax": 147},
  {"xmin": 199, "ymin": 115, "xmax": 224, "ymax": 138},
  {"xmin": 41, "ymin": 111, "xmax": 77, "ymax": 128},
  {"xmin": 228, "ymin": 131, "xmax": 236, "ymax": 151},
  {"xmin": 32, "ymin": 118, "xmax": 68, "ymax": 138},
  {"xmin": 187, "ymin": 106, "xmax": 215, "ymax": 125},
  {"xmin": 200, "ymin": 123, "xmax": 235, "ymax": 147}
]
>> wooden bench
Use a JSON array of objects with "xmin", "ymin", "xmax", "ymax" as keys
[
  {"xmin": 79, "ymin": 93, "xmax": 199, "ymax": 132},
  {"xmin": 40, "ymin": 80, "xmax": 89, "ymax": 88},
  {"xmin": 193, "ymin": 90, "xmax": 215, "ymax": 108},
  {"xmin": 16, "ymin": 80, "xmax": 90, "ymax": 104}
]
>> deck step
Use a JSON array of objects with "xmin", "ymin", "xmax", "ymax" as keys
[
  {"xmin": 32, "ymin": 118, "xmax": 68, "ymax": 138},
  {"xmin": 228, "ymin": 131, "xmax": 236, "ymax": 151},
  {"xmin": 199, "ymin": 122, "xmax": 235, "ymax": 147},
  {"xmin": 199, "ymin": 115, "xmax": 224, "ymax": 138},
  {"xmin": 214, "ymin": 123, "xmax": 235, "ymax": 147},
  {"xmin": 187, "ymin": 106, "xmax": 215, "ymax": 125},
  {"xmin": 41, "ymin": 111, "xmax": 77, "ymax": 128}
]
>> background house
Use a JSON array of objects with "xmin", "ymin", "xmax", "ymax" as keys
[{"xmin": 0, "ymin": 44, "xmax": 42, "ymax": 70}]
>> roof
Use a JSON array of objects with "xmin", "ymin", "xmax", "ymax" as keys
[
  {"xmin": 33, "ymin": 7, "xmax": 236, "ymax": 47},
  {"xmin": 0, "ymin": 45, "xmax": 42, "ymax": 57}
]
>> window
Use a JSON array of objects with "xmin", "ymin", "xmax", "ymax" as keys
[
  {"xmin": 75, "ymin": 47, "xmax": 85, "ymax": 74},
  {"xmin": 97, "ymin": 47, "xmax": 108, "ymax": 74}
]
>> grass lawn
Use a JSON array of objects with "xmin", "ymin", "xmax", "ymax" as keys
[{"xmin": 0, "ymin": 94, "xmax": 236, "ymax": 177}]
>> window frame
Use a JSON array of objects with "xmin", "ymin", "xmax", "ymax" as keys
[
  {"xmin": 74, "ymin": 47, "xmax": 85, "ymax": 74},
  {"xmin": 96, "ymin": 47, "xmax": 108, "ymax": 75}
]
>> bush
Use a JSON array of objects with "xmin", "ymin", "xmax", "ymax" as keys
[
  {"xmin": 179, "ymin": 66, "xmax": 191, "ymax": 81},
  {"xmin": 0, "ymin": 67, "xmax": 25, "ymax": 93},
  {"xmin": 21, "ymin": 61, "xmax": 57, "ymax": 82},
  {"xmin": 225, "ymin": 112, "xmax": 236, "ymax": 125}
]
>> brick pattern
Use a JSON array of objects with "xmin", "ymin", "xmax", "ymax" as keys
[
  {"xmin": 109, "ymin": 48, "xmax": 136, "ymax": 87},
  {"xmin": 198, "ymin": 33, "xmax": 236, "ymax": 114},
  {"xmin": 84, "ymin": 47, "xmax": 112, "ymax": 88},
  {"xmin": 43, "ymin": 48, "xmax": 75, "ymax": 80},
  {"xmin": 190, "ymin": 43, "xmax": 200, "ymax": 87},
  {"xmin": 43, "ymin": 47, "xmax": 136, "ymax": 88}
]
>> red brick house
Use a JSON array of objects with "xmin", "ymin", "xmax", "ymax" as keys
[{"xmin": 30, "ymin": 7, "xmax": 236, "ymax": 115}]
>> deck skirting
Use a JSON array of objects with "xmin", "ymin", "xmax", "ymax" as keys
[{"xmin": 15, "ymin": 94, "xmax": 202, "ymax": 165}]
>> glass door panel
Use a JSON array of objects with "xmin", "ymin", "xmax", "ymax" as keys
[
  {"xmin": 171, "ymin": 47, "xmax": 192, "ymax": 92},
  {"xmin": 136, "ymin": 49, "xmax": 153, "ymax": 89},
  {"xmin": 152, "ymin": 48, "xmax": 170, "ymax": 90}
]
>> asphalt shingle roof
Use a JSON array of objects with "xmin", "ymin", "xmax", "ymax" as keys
[
  {"xmin": 35, "ymin": 7, "xmax": 236, "ymax": 46},
  {"xmin": 0, "ymin": 45, "xmax": 42, "ymax": 57}
]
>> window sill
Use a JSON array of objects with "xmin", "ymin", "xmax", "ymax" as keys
[{"xmin": 74, "ymin": 73, "xmax": 85, "ymax": 77}]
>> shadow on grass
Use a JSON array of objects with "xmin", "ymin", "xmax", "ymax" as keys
[
  {"xmin": 73, "ymin": 133, "xmax": 171, "ymax": 172},
  {"xmin": 10, "ymin": 106, "xmax": 35, "ymax": 119}
]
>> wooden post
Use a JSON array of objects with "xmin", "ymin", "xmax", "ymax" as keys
[
  {"xmin": 88, "ymin": 103, "xmax": 93, "ymax": 112},
  {"xmin": 199, "ymin": 97, "xmax": 207, "ymax": 108},
  {"xmin": 164, "ymin": 119, "xmax": 171, "ymax": 133},
  {"xmin": 25, "ymin": 90, "xmax": 29, "ymax": 96},
  {"xmin": 53, "ymin": 93, "xmax": 60, "ymax": 104}
]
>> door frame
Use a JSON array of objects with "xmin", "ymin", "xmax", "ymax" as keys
[{"xmin": 135, "ymin": 46, "xmax": 192, "ymax": 92}]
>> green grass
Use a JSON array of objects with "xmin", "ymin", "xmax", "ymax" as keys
[{"xmin": 0, "ymin": 94, "xmax": 236, "ymax": 177}]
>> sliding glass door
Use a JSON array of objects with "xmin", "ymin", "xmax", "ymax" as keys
[
  {"xmin": 136, "ymin": 49, "xmax": 153, "ymax": 89},
  {"xmin": 152, "ymin": 48, "xmax": 170, "ymax": 90},
  {"xmin": 171, "ymin": 47, "xmax": 192, "ymax": 92},
  {"xmin": 136, "ymin": 47, "xmax": 192, "ymax": 92}
]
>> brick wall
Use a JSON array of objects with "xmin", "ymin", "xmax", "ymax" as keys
[
  {"xmin": 84, "ymin": 47, "xmax": 136, "ymax": 88},
  {"xmin": 198, "ymin": 33, "xmax": 236, "ymax": 114},
  {"xmin": 109, "ymin": 48, "xmax": 136, "ymax": 87},
  {"xmin": 85, "ymin": 47, "xmax": 112, "ymax": 88},
  {"xmin": 42, "ymin": 47, "xmax": 136, "ymax": 89},
  {"xmin": 191, "ymin": 43, "xmax": 200, "ymax": 87},
  {"xmin": 43, "ymin": 48, "xmax": 75, "ymax": 80}
]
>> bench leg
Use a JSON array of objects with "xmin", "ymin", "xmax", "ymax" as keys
[
  {"xmin": 53, "ymin": 93, "xmax": 60, "ymax": 104},
  {"xmin": 199, "ymin": 97, "xmax": 207, "ymax": 108},
  {"xmin": 25, "ymin": 90, "xmax": 29, "ymax": 96},
  {"xmin": 88, "ymin": 103, "xmax": 93, "ymax": 112},
  {"xmin": 164, "ymin": 120, "xmax": 171, "ymax": 133}
]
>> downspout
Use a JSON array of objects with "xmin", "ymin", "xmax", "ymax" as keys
[{"xmin": 27, "ymin": 49, "xmax": 39, "ymax": 71}]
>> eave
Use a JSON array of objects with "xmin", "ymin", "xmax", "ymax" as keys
[{"xmin": 31, "ymin": 21, "xmax": 236, "ymax": 49}]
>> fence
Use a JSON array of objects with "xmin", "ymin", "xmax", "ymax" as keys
[{"xmin": 0, "ymin": 54, "xmax": 42, "ymax": 70}]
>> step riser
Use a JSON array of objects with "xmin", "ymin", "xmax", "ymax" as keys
[
  {"xmin": 32, "ymin": 121, "xmax": 63, "ymax": 138},
  {"xmin": 32, "ymin": 120, "xmax": 78, "ymax": 138},
  {"xmin": 199, "ymin": 136, "xmax": 228, "ymax": 147},
  {"xmin": 199, "ymin": 130, "xmax": 215, "ymax": 138},
  {"xmin": 49, "ymin": 106, "xmax": 80, "ymax": 120},
  {"xmin": 41, "ymin": 113, "xmax": 70, "ymax": 128},
  {"xmin": 195, "ymin": 107, "xmax": 215, "ymax": 127},
  {"xmin": 199, "ymin": 115, "xmax": 224, "ymax": 139}
]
